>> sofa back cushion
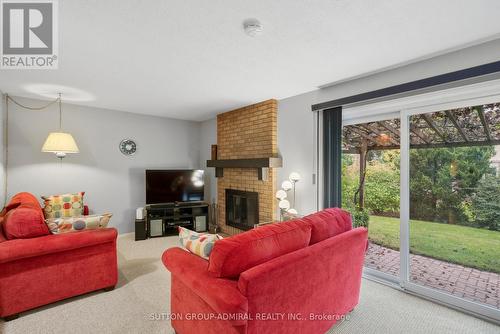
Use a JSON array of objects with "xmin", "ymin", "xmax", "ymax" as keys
[
  {"xmin": 301, "ymin": 208, "xmax": 352, "ymax": 245},
  {"xmin": 1, "ymin": 192, "xmax": 49, "ymax": 239},
  {"xmin": 208, "ymin": 220, "xmax": 312, "ymax": 278}
]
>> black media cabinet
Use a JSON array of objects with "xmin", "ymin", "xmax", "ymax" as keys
[{"xmin": 136, "ymin": 202, "xmax": 209, "ymax": 240}]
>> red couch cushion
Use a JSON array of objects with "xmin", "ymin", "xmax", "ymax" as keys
[
  {"xmin": 208, "ymin": 220, "xmax": 312, "ymax": 278},
  {"xmin": 1, "ymin": 192, "xmax": 49, "ymax": 240},
  {"xmin": 2, "ymin": 192, "xmax": 41, "ymax": 213},
  {"xmin": 301, "ymin": 208, "xmax": 352, "ymax": 244},
  {"xmin": 0, "ymin": 219, "xmax": 7, "ymax": 243},
  {"xmin": 3, "ymin": 207, "xmax": 49, "ymax": 239}
]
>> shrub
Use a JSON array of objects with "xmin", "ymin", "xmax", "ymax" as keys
[
  {"xmin": 350, "ymin": 209, "xmax": 370, "ymax": 228},
  {"xmin": 365, "ymin": 163, "xmax": 400, "ymax": 214},
  {"xmin": 472, "ymin": 175, "xmax": 500, "ymax": 231}
]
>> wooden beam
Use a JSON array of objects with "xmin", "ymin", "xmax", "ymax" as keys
[
  {"xmin": 476, "ymin": 106, "xmax": 491, "ymax": 141},
  {"xmin": 342, "ymin": 138, "xmax": 500, "ymax": 152},
  {"xmin": 207, "ymin": 157, "xmax": 282, "ymax": 180},
  {"xmin": 421, "ymin": 114, "xmax": 447, "ymax": 142},
  {"xmin": 361, "ymin": 124, "xmax": 399, "ymax": 146},
  {"xmin": 358, "ymin": 140, "xmax": 367, "ymax": 210},
  {"xmin": 410, "ymin": 124, "xmax": 431, "ymax": 144},
  {"xmin": 207, "ymin": 157, "xmax": 282, "ymax": 168},
  {"xmin": 378, "ymin": 121, "xmax": 400, "ymax": 138},
  {"xmin": 445, "ymin": 110, "xmax": 469, "ymax": 142},
  {"xmin": 347, "ymin": 126, "xmax": 379, "ymax": 145},
  {"xmin": 342, "ymin": 149, "xmax": 362, "ymax": 154},
  {"xmin": 257, "ymin": 168, "xmax": 269, "ymax": 181}
]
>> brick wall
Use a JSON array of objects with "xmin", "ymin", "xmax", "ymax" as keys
[{"xmin": 217, "ymin": 99, "xmax": 278, "ymax": 235}]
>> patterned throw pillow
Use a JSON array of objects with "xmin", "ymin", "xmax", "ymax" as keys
[
  {"xmin": 42, "ymin": 192, "xmax": 85, "ymax": 219},
  {"xmin": 178, "ymin": 227, "xmax": 222, "ymax": 260},
  {"xmin": 45, "ymin": 213, "xmax": 112, "ymax": 234}
]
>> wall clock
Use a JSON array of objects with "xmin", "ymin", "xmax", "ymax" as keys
[{"xmin": 119, "ymin": 139, "xmax": 137, "ymax": 156}]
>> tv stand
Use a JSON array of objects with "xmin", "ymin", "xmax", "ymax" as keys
[{"xmin": 138, "ymin": 202, "xmax": 209, "ymax": 239}]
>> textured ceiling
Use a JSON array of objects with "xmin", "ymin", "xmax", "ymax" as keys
[{"xmin": 1, "ymin": 0, "xmax": 500, "ymax": 120}]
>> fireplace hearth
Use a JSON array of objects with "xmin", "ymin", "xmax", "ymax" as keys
[{"xmin": 225, "ymin": 189, "xmax": 258, "ymax": 231}]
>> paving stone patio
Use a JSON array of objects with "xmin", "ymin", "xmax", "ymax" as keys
[{"xmin": 365, "ymin": 243, "xmax": 500, "ymax": 309}]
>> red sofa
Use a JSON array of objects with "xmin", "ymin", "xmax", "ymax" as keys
[
  {"xmin": 0, "ymin": 192, "xmax": 118, "ymax": 320},
  {"xmin": 163, "ymin": 208, "xmax": 368, "ymax": 334}
]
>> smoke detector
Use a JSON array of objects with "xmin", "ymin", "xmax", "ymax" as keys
[{"xmin": 243, "ymin": 19, "xmax": 263, "ymax": 37}]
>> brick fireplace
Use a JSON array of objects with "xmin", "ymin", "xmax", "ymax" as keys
[{"xmin": 216, "ymin": 99, "xmax": 278, "ymax": 235}]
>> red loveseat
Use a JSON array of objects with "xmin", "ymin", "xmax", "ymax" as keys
[
  {"xmin": 163, "ymin": 208, "xmax": 368, "ymax": 334},
  {"xmin": 0, "ymin": 192, "xmax": 118, "ymax": 320}
]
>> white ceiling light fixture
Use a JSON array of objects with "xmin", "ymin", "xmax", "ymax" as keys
[{"xmin": 243, "ymin": 18, "xmax": 263, "ymax": 37}]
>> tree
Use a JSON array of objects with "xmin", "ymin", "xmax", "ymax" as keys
[
  {"xmin": 364, "ymin": 158, "xmax": 400, "ymax": 214},
  {"xmin": 341, "ymin": 154, "xmax": 358, "ymax": 209},
  {"xmin": 341, "ymin": 145, "xmax": 495, "ymax": 228},
  {"xmin": 409, "ymin": 146, "xmax": 495, "ymax": 224},
  {"xmin": 472, "ymin": 175, "xmax": 500, "ymax": 231}
]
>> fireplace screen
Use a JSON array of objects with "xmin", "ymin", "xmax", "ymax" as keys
[{"xmin": 225, "ymin": 189, "xmax": 258, "ymax": 230}]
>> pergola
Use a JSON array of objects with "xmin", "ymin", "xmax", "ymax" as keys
[{"xmin": 343, "ymin": 103, "xmax": 500, "ymax": 208}]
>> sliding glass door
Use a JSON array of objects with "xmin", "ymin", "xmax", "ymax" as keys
[
  {"xmin": 402, "ymin": 102, "xmax": 500, "ymax": 317},
  {"xmin": 342, "ymin": 116, "xmax": 401, "ymax": 279},
  {"xmin": 341, "ymin": 91, "xmax": 500, "ymax": 322}
]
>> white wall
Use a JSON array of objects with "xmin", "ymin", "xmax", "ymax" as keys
[
  {"xmin": 277, "ymin": 91, "xmax": 320, "ymax": 216},
  {"xmin": 7, "ymin": 96, "xmax": 200, "ymax": 233}
]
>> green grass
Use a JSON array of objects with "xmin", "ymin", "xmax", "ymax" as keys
[{"xmin": 368, "ymin": 215, "xmax": 500, "ymax": 274}]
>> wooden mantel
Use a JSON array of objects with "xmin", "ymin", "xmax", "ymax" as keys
[{"xmin": 206, "ymin": 157, "xmax": 282, "ymax": 181}]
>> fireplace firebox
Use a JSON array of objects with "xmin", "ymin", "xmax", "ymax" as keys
[{"xmin": 225, "ymin": 189, "xmax": 258, "ymax": 230}]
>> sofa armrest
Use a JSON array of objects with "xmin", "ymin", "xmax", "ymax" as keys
[
  {"xmin": 237, "ymin": 228, "xmax": 368, "ymax": 324},
  {"xmin": 0, "ymin": 228, "xmax": 117, "ymax": 264},
  {"xmin": 162, "ymin": 247, "xmax": 248, "ymax": 321}
]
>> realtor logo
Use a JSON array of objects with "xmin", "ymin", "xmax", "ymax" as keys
[{"xmin": 1, "ymin": 0, "xmax": 58, "ymax": 69}]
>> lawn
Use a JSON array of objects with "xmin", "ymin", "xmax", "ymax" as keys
[{"xmin": 368, "ymin": 215, "xmax": 500, "ymax": 274}]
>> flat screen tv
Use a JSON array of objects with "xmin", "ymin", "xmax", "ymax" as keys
[{"xmin": 146, "ymin": 169, "xmax": 204, "ymax": 204}]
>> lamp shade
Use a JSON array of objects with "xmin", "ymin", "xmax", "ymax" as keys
[
  {"xmin": 275, "ymin": 189, "xmax": 287, "ymax": 200},
  {"xmin": 281, "ymin": 180, "xmax": 293, "ymax": 191},
  {"xmin": 42, "ymin": 132, "xmax": 79, "ymax": 154},
  {"xmin": 278, "ymin": 199, "xmax": 290, "ymax": 210},
  {"xmin": 289, "ymin": 172, "xmax": 301, "ymax": 182}
]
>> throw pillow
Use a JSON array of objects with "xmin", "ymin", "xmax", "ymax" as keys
[
  {"xmin": 1, "ymin": 192, "xmax": 50, "ymax": 239},
  {"xmin": 3, "ymin": 207, "xmax": 49, "ymax": 239},
  {"xmin": 45, "ymin": 213, "xmax": 112, "ymax": 234},
  {"xmin": 178, "ymin": 227, "xmax": 221, "ymax": 260},
  {"xmin": 42, "ymin": 192, "xmax": 85, "ymax": 219}
]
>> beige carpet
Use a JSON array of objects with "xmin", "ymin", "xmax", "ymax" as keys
[{"xmin": 2, "ymin": 233, "xmax": 498, "ymax": 334}]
